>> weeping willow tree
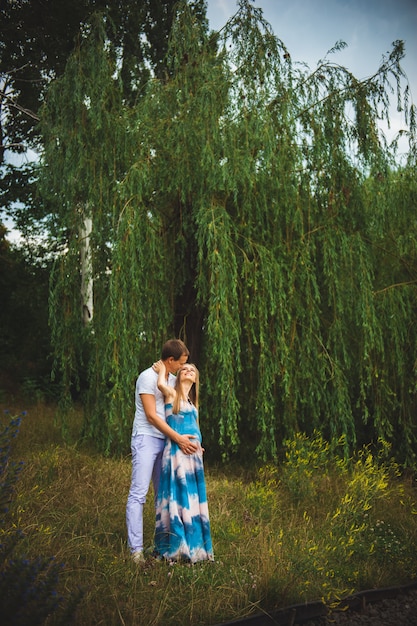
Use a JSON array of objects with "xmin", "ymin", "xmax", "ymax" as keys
[
  {"xmin": 39, "ymin": 15, "xmax": 128, "ymax": 411},
  {"xmin": 41, "ymin": 0, "xmax": 417, "ymax": 462}
]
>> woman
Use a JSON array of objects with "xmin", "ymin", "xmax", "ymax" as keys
[{"xmin": 152, "ymin": 360, "xmax": 214, "ymax": 563}]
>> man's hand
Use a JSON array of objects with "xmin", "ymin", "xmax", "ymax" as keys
[{"xmin": 177, "ymin": 433, "xmax": 199, "ymax": 455}]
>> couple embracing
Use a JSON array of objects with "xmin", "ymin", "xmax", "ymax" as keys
[{"xmin": 126, "ymin": 339, "xmax": 214, "ymax": 564}]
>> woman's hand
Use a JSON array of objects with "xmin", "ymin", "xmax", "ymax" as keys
[{"xmin": 153, "ymin": 359, "xmax": 165, "ymax": 373}]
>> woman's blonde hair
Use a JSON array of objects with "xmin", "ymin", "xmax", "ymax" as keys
[{"xmin": 173, "ymin": 364, "xmax": 199, "ymax": 415}]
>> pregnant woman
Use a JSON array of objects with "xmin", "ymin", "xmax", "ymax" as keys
[{"xmin": 152, "ymin": 360, "xmax": 214, "ymax": 564}]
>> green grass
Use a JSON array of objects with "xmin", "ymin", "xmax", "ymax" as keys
[{"xmin": 2, "ymin": 401, "xmax": 417, "ymax": 625}]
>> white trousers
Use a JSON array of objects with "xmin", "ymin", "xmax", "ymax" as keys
[{"xmin": 126, "ymin": 434, "xmax": 165, "ymax": 553}]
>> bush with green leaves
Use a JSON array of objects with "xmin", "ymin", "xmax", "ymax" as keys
[{"xmin": 274, "ymin": 432, "xmax": 416, "ymax": 599}]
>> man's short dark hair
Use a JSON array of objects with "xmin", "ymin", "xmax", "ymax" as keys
[{"xmin": 161, "ymin": 339, "xmax": 189, "ymax": 361}]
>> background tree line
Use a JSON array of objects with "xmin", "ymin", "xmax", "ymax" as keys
[{"xmin": 1, "ymin": 0, "xmax": 416, "ymax": 464}]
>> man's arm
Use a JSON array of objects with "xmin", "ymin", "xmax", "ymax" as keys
[{"xmin": 141, "ymin": 394, "xmax": 198, "ymax": 455}]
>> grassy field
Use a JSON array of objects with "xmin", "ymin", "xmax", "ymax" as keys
[{"xmin": 1, "ymin": 400, "xmax": 417, "ymax": 625}]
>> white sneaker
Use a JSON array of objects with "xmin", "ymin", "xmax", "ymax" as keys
[{"xmin": 132, "ymin": 550, "xmax": 145, "ymax": 564}]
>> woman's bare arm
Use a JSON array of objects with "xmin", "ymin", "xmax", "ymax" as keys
[{"xmin": 153, "ymin": 360, "xmax": 176, "ymax": 401}]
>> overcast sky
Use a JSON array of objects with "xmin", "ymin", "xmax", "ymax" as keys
[
  {"xmin": 206, "ymin": 0, "xmax": 417, "ymax": 142},
  {"xmin": 206, "ymin": 0, "xmax": 416, "ymax": 85}
]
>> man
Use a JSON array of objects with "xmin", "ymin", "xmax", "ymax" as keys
[{"xmin": 126, "ymin": 339, "xmax": 198, "ymax": 564}]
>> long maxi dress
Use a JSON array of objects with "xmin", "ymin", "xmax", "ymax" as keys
[{"xmin": 154, "ymin": 400, "xmax": 214, "ymax": 563}]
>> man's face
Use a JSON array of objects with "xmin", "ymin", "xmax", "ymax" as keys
[{"xmin": 168, "ymin": 353, "xmax": 188, "ymax": 374}]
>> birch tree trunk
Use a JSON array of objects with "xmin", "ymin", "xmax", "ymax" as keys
[{"xmin": 79, "ymin": 210, "xmax": 93, "ymax": 325}]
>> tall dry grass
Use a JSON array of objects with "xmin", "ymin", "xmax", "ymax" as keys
[{"xmin": 2, "ymin": 400, "xmax": 417, "ymax": 625}]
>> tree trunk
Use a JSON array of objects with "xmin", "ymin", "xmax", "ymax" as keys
[{"xmin": 79, "ymin": 211, "xmax": 93, "ymax": 325}]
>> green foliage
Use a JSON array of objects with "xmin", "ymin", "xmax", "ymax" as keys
[
  {"xmin": 40, "ymin": 0, "xmax": 417, "ymax": 462},
  {"xmin": 248, "ymin": 431, "xmax": 417, "ymax": 603},
  {"xmin": 279, "ymin": 431, "xmax": 347, "ymax": 503},
  {"xmin": 274, "ymin": 431, "xmax": 416, "ymax": 598},
  {"xmin": 0, "ymin": 412, "xmax": 81, "ymax": 625},
  {"xmin": 40, "ymin": 14, "xmax": 126, "ymax": 414},
  {"xmin": 0, "ymin": 233, "xmax": 53, "ymax": 389},
  {"xmin": 0, "ymin": 413, "xmax": 23, "ymax": 521}
]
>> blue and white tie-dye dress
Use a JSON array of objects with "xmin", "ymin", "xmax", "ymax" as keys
[{"xmin": 154, "ymin": 401, "xmax": 214, "ymax": 563}]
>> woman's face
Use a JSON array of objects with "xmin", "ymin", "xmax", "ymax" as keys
[{"xmin": 179, "ymin": 365, "xmax": 197, "ymax": 382}]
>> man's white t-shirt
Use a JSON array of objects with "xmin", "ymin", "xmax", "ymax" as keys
[{"xmin": 131, "ymin": 366, "xmax": 176, "ymax": 438}]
